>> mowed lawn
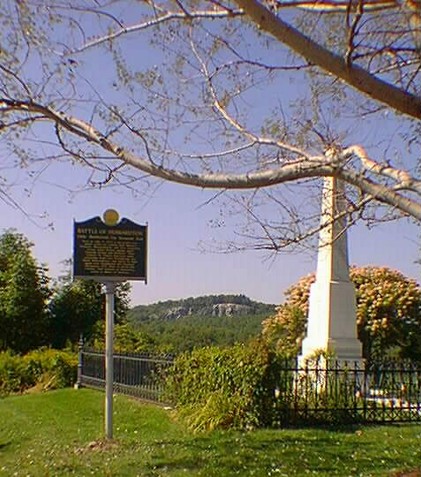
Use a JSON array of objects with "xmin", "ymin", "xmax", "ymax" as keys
[{"xmin": 0, "ymin": 389, "xmax": 420, "ymax": 477}]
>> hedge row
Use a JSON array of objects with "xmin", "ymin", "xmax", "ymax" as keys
[{"xmin": 0, "ymin": 348, "xmax": 77, "ymax": 396}]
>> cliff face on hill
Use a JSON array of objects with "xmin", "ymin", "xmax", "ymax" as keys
[{"xmin": 128, "ymin": 294, "xmax": 276, "ymax": 323}]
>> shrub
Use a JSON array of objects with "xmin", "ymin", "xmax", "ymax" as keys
[
  {"xmin": 0, "ymin": 351, "xmax": 30, "ymax": 395},
  {"xmin": 0, "ymin": 348, "xmax": 77, "ymax": 396},
  {"xmin": 165, "ymin": 340, "xmax": 282, "ymax": 431},
  {"xmin": 24, "ymin": 348, "xmax": 78, "ymax": 390}
]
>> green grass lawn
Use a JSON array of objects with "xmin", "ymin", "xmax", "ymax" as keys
[{"xmin": 0, "ymin": 388, "xmax": 420, "ymax": 476}]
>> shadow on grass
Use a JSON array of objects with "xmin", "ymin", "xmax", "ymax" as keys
[{"xmin": 0, "ymin": 441, "xmax": 12, "ymax": 451}]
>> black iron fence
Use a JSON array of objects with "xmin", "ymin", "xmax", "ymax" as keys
[
  {"xmin": 273, "ymin": 358, "xmax": 421, "ymax": 426},
  {"xmin": 79, "ymin": 348, "xmax": 174, "ymax": 403},
  {"xmin": 79, "ymin": 348, "xmax": 421, "ymax": 425}
]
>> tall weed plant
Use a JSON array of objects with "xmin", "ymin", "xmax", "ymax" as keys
[{"xmin": 165, "ymin": 340, "xmax": 282, "ymax": 431}]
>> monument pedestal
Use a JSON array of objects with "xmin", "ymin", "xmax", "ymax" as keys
[{"xmin": 300, "ymin": 280, "xmax": 362, "ymax": 362}]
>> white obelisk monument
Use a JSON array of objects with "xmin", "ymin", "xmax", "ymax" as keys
[{"xmin": 300, "ymin": 177, "xmax": 363, "ymax": 362}]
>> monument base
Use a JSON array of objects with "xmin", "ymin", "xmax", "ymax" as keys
[
  {"xmin": 299, "ymin": 279, "xmax": 363, "ymax": 363},
  {"xmin": 300, "ymin": 336, "xmax": 363, "ymax": 364}
]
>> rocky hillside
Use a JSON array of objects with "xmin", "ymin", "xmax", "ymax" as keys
[{"xmin": 128, "ymin": 294, "xmax": 276, "ymax": 323}]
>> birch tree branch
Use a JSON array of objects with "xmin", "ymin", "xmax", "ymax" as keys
[
  {"xmin": 2, "ymin": 97, "xmax": 420, "ymax": 220},
  {"xmin": 233, "ymin": 0, "xmax": 421, "ymax": 119}
]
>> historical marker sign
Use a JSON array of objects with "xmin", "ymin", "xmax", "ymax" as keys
[
  {"xmin": 73, "ymin": 213, "xmax": 147, "ymax": 282},
  {"xmin": 73, "ymin": 210, "xmax": 148, "ymax": 439}
]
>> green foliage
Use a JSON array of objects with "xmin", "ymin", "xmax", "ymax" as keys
[
  {"xmin": 0, "ymin": 230, "xmax": 51, "ymax": 353},
  {"xmin": 0, "ymin": 348, "xmax": 77, "ymax": 396},
  {"xmin": 49, "ymin": 275, "xmax": 131, "ymax": 348},
  {"xmin": 90, "ymin": 322, "xmax": 157, "ymax": 353},
  {"xmin": 0, "ymin": 351, "xmax": 26, "ymax": 395},
  {"xmin": 262, "ymin": 267, "xmax": 421, "ymax": 361},
  {"xmin": 131, "ymin": 312, "xmax": 269, "ymax": 354},
  {"xmin": 23, "ymin": 348, "xmax": 77, "ymax": 390},
  {"xmin": 165, "ymin": 341, "xmax": 281, "ymax": 431}
]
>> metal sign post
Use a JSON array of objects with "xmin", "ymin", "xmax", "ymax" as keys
[{"xmin": 104, "ymin": 281, "xmax": 116, "ymax": 439}]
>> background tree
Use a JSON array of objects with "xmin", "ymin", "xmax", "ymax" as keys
[
  {"xmin": 89, "ymin": 322, "xmax": 158, "ymax": 354},
  {"xmin": 0, "ymin": 231, "xmax": 51, "ymax": 353},
  {"xmin": 0, "ymin": 1, "xmax": 420, "ymax": 250},
  {"xmin": 49, "ymin": 271, "xmax": 131, "ymax": 349},
  {"xmin": 262, "ymin": 267, "xmax": 421, "ymax": 361}
]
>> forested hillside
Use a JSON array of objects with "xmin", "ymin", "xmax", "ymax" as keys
[{"xmin": 122, "ymin": 295, "xmax": 276, "ymax": 353}]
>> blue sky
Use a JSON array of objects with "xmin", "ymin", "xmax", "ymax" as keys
[
  {"xmin": 1, "ymin": 170, "xmax": 419, "ymax": 307},
  {"xmin": 1, "ymin": 2, "xmax": 419, "ymax": 307}
]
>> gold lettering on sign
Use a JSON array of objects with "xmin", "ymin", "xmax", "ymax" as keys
[{"xmin": 76, "ymin": 226, "xmax": 145, "ymax": 276}]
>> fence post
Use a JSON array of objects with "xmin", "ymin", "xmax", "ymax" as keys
[{"xmin": 75, "ymin": 333, "xmax": 84, "ymax": 389}]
